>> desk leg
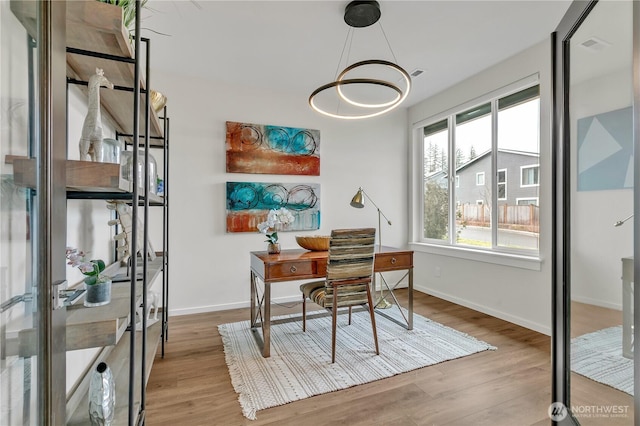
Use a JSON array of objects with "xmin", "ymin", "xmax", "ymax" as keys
[
  {"xmin": 263, "ymin": 282, "xmax": 271, "ymax": 358},
  {"xmin": 250, "ymin": 272, "xmax": 271, "ymax": 357},
  {"xmin": 408, "ymin": 268, "xmax": 413, "ymax": 330}
]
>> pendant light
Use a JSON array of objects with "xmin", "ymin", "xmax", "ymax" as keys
[{"xmin": 309, "ymin": 1, "xmax": 411, "ymax": 120}]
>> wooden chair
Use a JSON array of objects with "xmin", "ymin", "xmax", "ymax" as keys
[{"xmin": 299, "ymin": 228, "xmax": 379, "ymax": 363}]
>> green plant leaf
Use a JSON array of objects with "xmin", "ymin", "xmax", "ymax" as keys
[
  {"xmin": 93, "ymin": 259, "xmax": 106, "ymax": 273},
  {"xmin": 84, "ymin": 275, "xmax": 97, "ymax": 286}
]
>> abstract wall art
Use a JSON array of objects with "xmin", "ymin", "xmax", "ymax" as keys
[
  {"xmin": 226, "ymin": 181, "xmax": 321, "ymax": 233},
  {"xmin": 226, "ymin": 121, "xmax": 320, "ymax": 176},
  {"xmin": 577, "ymin": 106, "xmax": 633, "ymax": 191}
]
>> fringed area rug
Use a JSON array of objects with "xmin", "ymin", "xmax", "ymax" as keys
[
  {"xmin": 571, "ymin": 326, "xmax": 633, "ymax": 396},
  {"xmin": 218, "ymin": 308, "xmax": 496, "ymax": 420}
]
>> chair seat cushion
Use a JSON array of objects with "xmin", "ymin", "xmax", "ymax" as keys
[{"xmin": 300, "ymin": 280, "xmax": 327, "ymax": 307}]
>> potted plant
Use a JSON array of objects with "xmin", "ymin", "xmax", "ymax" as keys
[
  {"xmin": 257, "ymin": 208, "xmax": 295, "ymax": 254},
  {"xmin": 66, "ymin": 247, "xmax": 112, "ymax": 307}
]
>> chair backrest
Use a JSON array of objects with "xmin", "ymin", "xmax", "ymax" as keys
[{"xmin": 324, "ymin": 228, "xmax": 376, "ymax": 308}]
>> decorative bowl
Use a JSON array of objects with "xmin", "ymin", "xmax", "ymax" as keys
[
  {"xmin": 150, "ymin": 90, "xmax": 167, "ymax": 112},
  {"xmin": 296, "ymin": 235, "xmax": 330, "ymax": 251}
]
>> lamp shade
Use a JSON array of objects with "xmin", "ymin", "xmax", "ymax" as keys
[{"xmin": 350, "ymin": 189, "xmax": 365, "ymax": 208}]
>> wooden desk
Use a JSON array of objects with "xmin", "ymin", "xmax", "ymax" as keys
[{"xmin": 250, "ymin": 246, "xmax": 413, "ymax": 357}]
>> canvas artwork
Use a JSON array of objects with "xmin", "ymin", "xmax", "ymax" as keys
[
  {"xmin": 226, "ymin": 182, "xmax": 320, "ymax": 233},
  {"xmin": 577, "ymin": 106, "xmax": 633, "ymax": 191},
  {"xmin": 226, "ymin": 121, "xmax": 320, "ymax": 176}
]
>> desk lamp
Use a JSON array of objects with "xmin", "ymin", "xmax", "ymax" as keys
[
  {"xmin": 614, "ymin": 214, "xmax": 633, "ymax": 227},
  {"xmin": 350, "ymin": 187, "xmax": 392, "ymax": 308}
]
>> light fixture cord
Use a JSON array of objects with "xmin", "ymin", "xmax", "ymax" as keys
[
  {"xmin": 334, "ymin": 27, "xmax": 354, "ymax": 80},
  {"xmin": 378, "ymin": 22, "xmax": 399, "ymax": 63}
]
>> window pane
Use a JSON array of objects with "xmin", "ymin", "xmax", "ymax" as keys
[
  {"xmin": 497, "ymin": 93, "xmax": 539, "ymax": 251},
  {"xmin": 455, "ymin": 105, "xmax": 492, "ymax": 247},
  {"xmin": 423, "ymin": 121, "xmax": 449, "ymax": 240}
]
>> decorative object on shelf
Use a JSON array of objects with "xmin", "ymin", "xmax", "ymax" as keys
[
  {"xmin": 226, "ymin": 182, "xmax": 320, "ymax": 233},
  {"xmin": 121, "ymin": 150, "xmax": 158, "ymax": 194},
  {"xmin": 350, "ymin": 187, "xmax": 393, "ymax": 308},
  {"xmin": 66, "ymin": 247, "xmax": 112, "ymax": 307},
  {"xmin": 100, "ymin": 138, "xmax": 123, "ymax": 164},
  {"xmin": 226, "ymin": 121, "xmax": 320, "ymax": 176},
  {"xmin": 156, "ymin": 178, "xmax": 164, "ymax": 196},
  {"xmin": 257, "ymin": 207, "xmax": 295, "ymax": 253},
  {"xmin": 135, "ymin": 290, "xmax": 160, "ymax": 331},
  {"xmin": 295, "ymin": 235, "xmax": 330, "ymax": 251},
  {"xmin": 107, "ymin": 200, "xmax": 156, "ymax": 262},
  {"xmin": 88, "ymin": 361, "xmax": 116, "ymax": 426},
  {"xmin": 308, "ymin": 1, "xmax": 411, "ymax": 120},
  {"xmin": 150, "ymin": 90, "xmax": 167, "ymax": 112},
  {"xmin": 79, "ymin": 68, "xmax": 114, "ymax": 162}
]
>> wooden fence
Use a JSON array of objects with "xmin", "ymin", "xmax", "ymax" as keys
[{"xmin": 458, "ymin": 203, "xmax": 539, "ymax": 232}]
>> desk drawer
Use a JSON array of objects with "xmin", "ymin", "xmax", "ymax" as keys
[
  {"xmin": 375, "ymin": 252, "xmax": 412, "ymax": 272},
  {"xmin": 269, "ymin": 261, "xmax": 316, "ymax": 280}
]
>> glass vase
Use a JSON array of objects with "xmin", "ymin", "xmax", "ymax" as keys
[
  {"xmin": 84, "ymin": 280, "xmax": 112, "ymax": 307},
  {"xmin": 267, "ymin": 243, "xmax": 281, "ymax": 254},
  {"xmin": 88, "ymin": 362, "xmax": 115, "ymax": 425}
]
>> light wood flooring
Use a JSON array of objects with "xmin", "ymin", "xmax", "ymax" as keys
[{"xmin": 145, "ymin": 292, "xmax": 631, "ymax": 425}]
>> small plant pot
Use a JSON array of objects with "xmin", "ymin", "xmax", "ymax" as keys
[
  {"xmin": 267, "ymin": 243, "xmax": 281, "ymax": 254},
  {"xmin": 84, "ymin": 280, "xmax": 112, "ymax": 307}
]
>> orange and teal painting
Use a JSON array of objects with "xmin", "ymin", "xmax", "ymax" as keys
[
  {"xmin": 226, "ymin": 121, "xmax": 320, "ymax": 175},
  {"xmin": 226, "ymin": 182, "xmax": 321, "ymax": 233}
]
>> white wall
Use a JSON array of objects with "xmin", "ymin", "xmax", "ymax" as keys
[
  {"xmin": 407, "ymin": 40, "xmax": 553, "ymax": 335},
  {"xmin": 570, "ymin": 68, "xmax": 633, "ymax": 309},
  {"xmin": 151, "ymin": 72, "xmax": 408, "ymax": 315}
]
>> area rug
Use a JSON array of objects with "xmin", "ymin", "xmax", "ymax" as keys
[
  {"xmin": 571, "ymin": 326, "xmax": 633, "ymax": 395},
  {"xmin": 218, "ymin": 308, "xmax": 496, "ymax": 420}
]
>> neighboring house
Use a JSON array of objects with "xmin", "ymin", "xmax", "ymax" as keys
[{"xmin": 455, "ymin": 149, "xmax": 539, "ymax": 207}]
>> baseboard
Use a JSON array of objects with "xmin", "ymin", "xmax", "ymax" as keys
[
  {"xmin": 571, "ymin": 294, "xmax": 622, "ymax": 311},
  {"xmin": 169, "ymin": 295, "xmax": 302, "ymax": 317},
  {"xmin": 414, "ymin": 283, "xmax": 551, "ymax": 336}
]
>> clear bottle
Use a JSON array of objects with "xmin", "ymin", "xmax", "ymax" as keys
[
  {"xmin": 121, "ymin": 150, "xmax": 158, "ymax": 194},
  {"xmin": 100, "ymin": 138, "xmax": 123, "ymax": 164}
]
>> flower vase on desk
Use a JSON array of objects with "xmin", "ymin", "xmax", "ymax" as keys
[
  {"xmin": 88, "ymin": 362, "xmax": 115, "ymax": 425},
  {"xmin": 267, "ymin": 243, "xmax": 281, "ymax": 254}
]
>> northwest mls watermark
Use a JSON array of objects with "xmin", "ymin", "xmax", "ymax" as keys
[{"xmin": 549, "ymin": 402, "xmax": 630, "ymax": 421}]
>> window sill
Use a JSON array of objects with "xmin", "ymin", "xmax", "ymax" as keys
[{"xmin": 408, "ymin": 242, "xmax": 542, "ymax": 271}]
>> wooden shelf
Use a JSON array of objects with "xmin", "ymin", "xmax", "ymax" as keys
[
  {"xmin": 10, "ymin": 0, "xmax": 165, "ymax": 143},
  {"xmin": 11, "ymin": 257, "xmax": 163, "ymax": 358},
  {"xmin": 12, "ymin": 158, "xmax": 164, "ymax": 204},
  {"xmin": 67, "ymin": 321, "xmax": 162, "ymax": 425}
]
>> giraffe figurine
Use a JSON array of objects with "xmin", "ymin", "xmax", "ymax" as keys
[{"xmin": 79, "ymin": 68, "xmax": 114, "ymax": 161}]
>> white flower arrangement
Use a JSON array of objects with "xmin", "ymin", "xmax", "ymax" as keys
[{"xmin": 257, "ymin": 208, "xmax": 295, "ymax": 244}]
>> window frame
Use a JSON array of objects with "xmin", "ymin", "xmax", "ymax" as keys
[
  {"xmin": 497, "ymin": 168, "xmax": 507, "ymax": 201},
  {"xmin": 411, "ymin": 75, "xmax": 540, "ymax": 262},
  {"xmin": 516, "ymin": 197, "xmax": 539, "ymax": 206},
  {"xmin": 476, "ymin": 172, "xmax": 485, "ymax": 186},
  {"xmin": 520, "ymin": 164, "xmax": 540, "ymax": 187}
]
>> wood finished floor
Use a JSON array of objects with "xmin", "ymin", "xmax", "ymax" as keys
[{"xmin": 145, "ymin": 292, "xmax": 631, "ymax": 425}]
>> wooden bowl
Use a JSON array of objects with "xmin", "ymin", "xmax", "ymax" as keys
[{"xmin": 296, "ymin": 235, "xmax": 330, "ymax": 251}]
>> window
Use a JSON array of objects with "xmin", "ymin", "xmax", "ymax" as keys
[
  {"xmin": 422, "ymin": 119, "xmax": 450, "ymax": 240},
  {"xmin": 497, "ymin": 169, "xmax": 507, "ymax": 200},
  {"xmin": 521, "ymin": 165, "xmax": 539, "ymax": 187},
  {"xmin": 517, "ymin": 198, "xmax": 538, "ymax": 206},
  {"xmin": 416, "ymin": 83, "xmax": 540, "ymax": 255}
]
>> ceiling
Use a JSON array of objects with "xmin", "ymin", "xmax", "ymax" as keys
[{"xmin": 140, "ymin": 1, "xmax": 573, "ymax": 109}]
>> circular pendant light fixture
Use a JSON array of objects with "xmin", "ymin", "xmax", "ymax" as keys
[{"xmin": 309, "ymin": 1, "xmax": 411, "ymax": 120}]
